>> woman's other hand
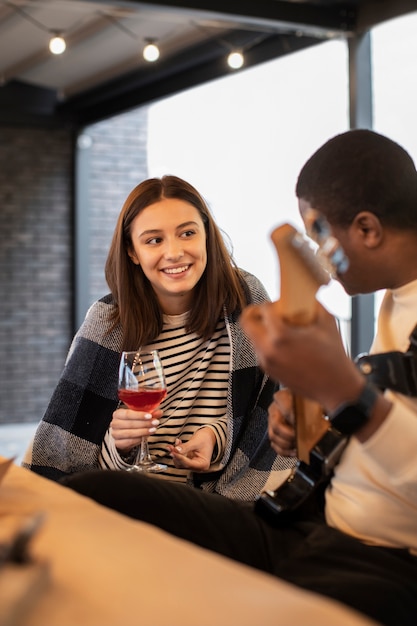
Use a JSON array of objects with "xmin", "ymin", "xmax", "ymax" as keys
[{"xmin": 167, "ymin": 427, "xmax": 216, "ymax": 471}]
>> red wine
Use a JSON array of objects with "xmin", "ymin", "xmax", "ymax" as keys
[{"xmin": 118, "ymin": 387, "xmax": 166, "ymax": 411}]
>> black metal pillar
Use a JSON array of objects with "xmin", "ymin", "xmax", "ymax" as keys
[{"xmin": 348, "ymin": 31, "xmax": 375, "ymax": 357}]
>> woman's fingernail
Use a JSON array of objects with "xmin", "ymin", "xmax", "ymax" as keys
[
  {"xmin": 151, "ymin": 419, "xmax": 159, "ymax": 426},
  {"xmin": 144, "ymin": 413, "xmax": 152, "ymax": 420},
  {"xmin": 148, "ymin": 427, "xmax": 157, "ymax": 433}
]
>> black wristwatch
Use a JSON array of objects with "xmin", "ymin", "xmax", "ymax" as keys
[{"xmin": 329, "ymin": 382, "xmax": 379, "ymax": 435}]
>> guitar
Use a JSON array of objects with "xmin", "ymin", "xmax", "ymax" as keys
[{"xmin": 255, "ymin": 215, "xmax": 349, "ymax": 522}]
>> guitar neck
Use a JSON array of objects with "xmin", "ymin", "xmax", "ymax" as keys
[
  {"xmin": 271, "ymin": 224, "xmax": 330, "ymax": 463},
  {"xmin": 254, "ymin": 220, "xmax": 349, "ymax": 521}
]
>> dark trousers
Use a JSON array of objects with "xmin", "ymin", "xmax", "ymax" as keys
[{"xmin": 62, "ymin": 470, "xmax": 417, "ymax": 626}]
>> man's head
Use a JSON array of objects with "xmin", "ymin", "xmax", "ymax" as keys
[
  {"xmin": 296, "ymin": 129, "xmax": 417, "ymax": 230},
  {"xmin": 296, "ymin": 130, "xmax": 417, "ymax": 294}
]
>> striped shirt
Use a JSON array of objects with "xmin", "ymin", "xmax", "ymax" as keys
[{"xmin": 100, "ymin": 312, "xmax": 230, "ymax": 482}]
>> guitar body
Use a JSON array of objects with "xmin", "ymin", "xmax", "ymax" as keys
[
  {"xmin": 256, "ymin": 427, "xmax": 348, "ymax": 522},
  {"xmin": 255, "ymin": 220, "xmax": 349, "ymax": 521}
]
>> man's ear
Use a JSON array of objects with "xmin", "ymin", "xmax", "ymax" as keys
[{"xmin": 353, "ymin": 211, "xmax": 383, "ymax": 248}]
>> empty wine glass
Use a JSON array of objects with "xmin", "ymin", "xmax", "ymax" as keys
[{"xmin": 118, "ymin": 349, "xmax": 167, "ymax": 472}]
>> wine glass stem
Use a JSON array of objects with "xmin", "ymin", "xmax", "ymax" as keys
[{"xmin": 136, "ymin": 436, "xmax": 154, "ymax": 466}]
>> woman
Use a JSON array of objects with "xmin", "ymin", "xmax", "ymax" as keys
[{"xmin": 23, "ymin": 175, "xmax": 293, "ymax": 499}]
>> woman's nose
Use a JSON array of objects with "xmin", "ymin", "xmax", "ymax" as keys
[{"xmin": 164, "ymin": 239, "xmax": 184, "ymax": 260}]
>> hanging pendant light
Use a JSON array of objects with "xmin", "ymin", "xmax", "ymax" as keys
[
  {"xmin": 143, "ymin": 39, "xmax": 160, "ymax": 62},
  {"xmin": 49, "ymin": 33, "xmax": 66, "ymax": 55},
  {"xmin": 227, "ymin": 50, "xmax": 244, "ymax": 69}
]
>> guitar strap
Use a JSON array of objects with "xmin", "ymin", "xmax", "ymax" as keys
[{"xmin": 355, "ymin": 323, "xmax": 417, "ymax": 396}]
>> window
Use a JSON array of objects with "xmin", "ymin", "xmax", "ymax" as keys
[
  {"xmin": 372, "ymin": 11, "xmax": 417, "ymax": 321},
  {"xmin": 148, "ymin": 38, "xmax": 350, "ymax": 335}
]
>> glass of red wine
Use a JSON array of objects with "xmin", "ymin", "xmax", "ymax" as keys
[{"xmin": 118, "ymin": 349, "xmax": 167, "ymax": 472}]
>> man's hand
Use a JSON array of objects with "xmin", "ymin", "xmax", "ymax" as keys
[
  {"xmin": 268, "ymin": 389, "xmax": 297, "ymax": 457},
  {"xmin": 240, "ymin": 301, "xmax": 364, "ymax": 414},
  {"xmin": 240, "ymin": 301, "xmax": 392, "ymax": 443}
]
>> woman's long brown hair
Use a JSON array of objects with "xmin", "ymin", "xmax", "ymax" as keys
[{"xmin": 105, "ymin": 175, "xmax": 247, "ymax": 350}]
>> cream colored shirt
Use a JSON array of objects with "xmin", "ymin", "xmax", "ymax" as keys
[{"xmin": 325, "ymin": 279, "xmax": 417, "ymax": 556}]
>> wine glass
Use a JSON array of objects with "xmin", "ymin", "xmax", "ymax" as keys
[{"xmin": 118, "ymin": 349, "xmax": 167, "ymax": 472}]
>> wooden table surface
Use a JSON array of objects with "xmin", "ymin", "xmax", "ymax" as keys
[{"xmin": 0, "ymin": 458, "xmax": 379, "ymax": 626}]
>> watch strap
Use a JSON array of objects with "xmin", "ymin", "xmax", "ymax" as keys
[{"xmin": 329, "ymin": 382, "xmax": 378, "ymax": 435}]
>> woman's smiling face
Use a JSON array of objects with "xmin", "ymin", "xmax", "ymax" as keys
[{"xmin": 128, "ymin": 197, "xmax": 207, "ymax": 314}]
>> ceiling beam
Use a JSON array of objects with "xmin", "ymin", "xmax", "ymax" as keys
[
  {"xmin": 0, "ymin": 80, "xmax": 61, "ymax": 127},
  {"xmin": 87, "ymin": 0, "xmax": 357, "ymax": 35},
  {"xmin": 356, "ymin": 0, "xmax": 417, "ymax": 31},
  {"xmin": 58, "ymin": 29, "xmax": 321, "ymax": 126}
]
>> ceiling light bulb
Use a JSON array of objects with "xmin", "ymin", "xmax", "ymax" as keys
[
  {"xmin": 49, "ymin": 35, "xmax": 66, "ymax": 55},
  {"xmin": 143, "ymin": 41, "xmax": 160, "ymax": 62},
  {"xmin": 227, "ymin": 51, "xmax": 244, "ymax": 69}
]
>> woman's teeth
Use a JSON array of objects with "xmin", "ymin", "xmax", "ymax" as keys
[{"xmin": 164, "ymin": 265, "xmax": 189, "ymax": 274}]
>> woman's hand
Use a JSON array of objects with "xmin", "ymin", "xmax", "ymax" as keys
[
  {"xmin": 167, "ymin": 427, "xmax": 216, "ymax": 472},
  {"xmin": 268, "ymin": 389, "xmax": 297, "ymax": 457},
  {"xmin": 110, "ymin": 407, "xmax": 163, "ymax": 453}
]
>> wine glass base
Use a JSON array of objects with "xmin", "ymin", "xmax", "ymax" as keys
[{"xmin": 128, "ymin": 462, "xmax": 168, "ymax": 473}]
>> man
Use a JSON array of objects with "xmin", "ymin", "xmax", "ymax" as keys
[{"xmin": 63, "ymin": 130, "xmax": 417, "ymax": 626}]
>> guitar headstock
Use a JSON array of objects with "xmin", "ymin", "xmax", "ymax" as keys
[
  {"xmin": 270, "ymin": 223, "xmax": 329, "ymax": 325},
  {"xmin": 270, "ymin": 215, "xmax": 348, "ymax": 326}
]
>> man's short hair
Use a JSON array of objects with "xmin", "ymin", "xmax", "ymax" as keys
[{"xmin": 296, "ymin": 129, "xmax": 417, "ymax": 230}]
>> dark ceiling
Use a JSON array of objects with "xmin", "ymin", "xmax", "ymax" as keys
[{"xmin": 0, "ymin": 0, "xmax": 415, "ymax": 129}]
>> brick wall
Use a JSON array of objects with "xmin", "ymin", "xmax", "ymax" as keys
[
  {"xmin": 0, "ymin": 127, "xmax": 73, "ymax": 423},
  {"xmin": 0, "ymin": 106, "xmax": 149, "ymax": 425},
  {"xmin": 84, "ymin": 106, "xmax": 149, "ymax": 310}
]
